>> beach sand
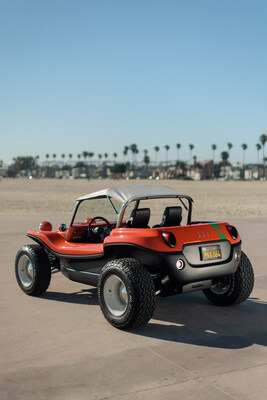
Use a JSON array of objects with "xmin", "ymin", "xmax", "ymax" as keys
[{"xmin": 0, "ymin": 178, "xmax": 267, "ymax": 219}]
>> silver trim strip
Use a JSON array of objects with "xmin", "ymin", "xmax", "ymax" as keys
[{"xmin": 66, "ymin": 268, "xmax": 99, "ymax": 276}]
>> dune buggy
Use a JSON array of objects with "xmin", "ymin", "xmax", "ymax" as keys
[{"xmin": 15, "ymin": 185, "xmax": 254, "ymax": 330}]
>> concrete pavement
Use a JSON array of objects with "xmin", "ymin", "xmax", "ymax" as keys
[{"xmin": 1, "ymin": 213, "xmax": 266, "ymax": 399}]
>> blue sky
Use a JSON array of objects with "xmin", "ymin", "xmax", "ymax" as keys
[{"xmin": 1, "ymin": 0, "xmax": 266, "ymax": 165}]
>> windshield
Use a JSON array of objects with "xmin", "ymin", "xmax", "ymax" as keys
[{"xmin": 72, "ymin": 197, "xmax": 119, "ymax": 225}]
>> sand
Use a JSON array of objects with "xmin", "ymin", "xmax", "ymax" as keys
[{"xmin": 0, "ymin": 178, "xmax": 267, "ymax": 219}]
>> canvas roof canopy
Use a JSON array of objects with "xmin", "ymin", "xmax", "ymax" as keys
[{"xmin": 76, "ymin": 185, "xmax": 193, "ymax": 204}]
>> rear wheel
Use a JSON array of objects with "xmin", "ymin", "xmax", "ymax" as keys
[
  {"xmin": 15, "ymin": 244, "xmax": 51, "ymax": 296},
  {"xmin": 203, "ymin": 251, "xmax": 254, "ymax": 306},
  {"xmin": 98, "ymin": 258, "xmax": 155, "ymax": 330}
]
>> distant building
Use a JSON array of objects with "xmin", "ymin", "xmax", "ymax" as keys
[
  {"xmin": 0, "ymin": 164, "xmax": 8, "ymax": 178},
  {"xmin": 244, "ymin": 164, "xmax": 265, "ymax": 180},
  {"xmin": 201, "ymin": 160, "xmax": 214, "ymax": 180}
]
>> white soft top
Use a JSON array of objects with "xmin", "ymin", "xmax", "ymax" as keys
[{"xmin": 76, "ymin": 185, "xmax": 192, "ymax": 204}]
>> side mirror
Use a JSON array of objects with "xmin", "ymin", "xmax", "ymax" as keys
[{"xmin": 58, "ymin": 224, "xmax": 67, "ymax": 232}]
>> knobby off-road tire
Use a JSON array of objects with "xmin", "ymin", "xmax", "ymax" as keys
[
  {"xmin": 203, "ymin": 251, "xmax": 254, "ymax": 306},
  {"xmin": 98, "ymin": 258, "xmax": 156, "ymax": 330},
  {"xmin": 15, "ymin": 244, "xmax": 51, "ymax": 296}
]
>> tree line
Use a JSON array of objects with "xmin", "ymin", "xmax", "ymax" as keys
[{"xmin": 4, "ymin": 134, "xmax": 267, "ymax": 176}]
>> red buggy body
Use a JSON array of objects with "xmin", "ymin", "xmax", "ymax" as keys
[{"xmin": 15, "ymin": 185, "xmax": 254, "ymax": 330}]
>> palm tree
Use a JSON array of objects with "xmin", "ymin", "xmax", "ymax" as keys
[
  {"xmin": 45, "ymin": 154, "xmax": 50, "ymax": 165},
  {"xmin": 143, "ymin": 149, "xmax": 148, "ymax": 168},
  {"xmin": 82, "ymin": 151, "xmax": 88, "ymax": 162},
  {"xmin": 211, "ymin": 144, "xmax": 217, "ymax": 178},
  {"xmin": 135, "ymin": 149, "xmax": 139, "ymax": 165},
  {"xmin": 143, "ymin": 152, "xmax": 150, "ymax": 169},
  {"xmin": 113, "ymin": 152, "xmax": 118, "ymax": 165},
  {"xmin": 98, "ymin": 154, "xmax": 102, "ymax": 165},
  {"xmin": 227, "ymin": 142, "xmax": 233, "ymax": 162},
  {"xmin": 122, "ymin": 148, "xmax": 127, "ymax": 163},
  {"xmin": 256, "ymin": 144, "xmax": 261, "ymax": 165},
  {"xmin": 189, "ymin": 144, "xmax": 194, "ymax": 164},
  {"xmin": 130, "ymin": 144, "xmax": 138, "ymax": 168},
  {"xmin": 123, "ymin": 146, "xmax": 129, "ymax": 163},
  {"xmin": 211, "ymin": 144, "xmax": 217, "ymax": 162},
  {"xmin": 35, "ymin": 156, "xmax": 40, "ymax": 176},
  {"xmin": 260, "ymin": 134, "xmax": 266, "ymax": 156},
  {"xmin": 154, "ymin": 146, "xmax": 160, "ymax": 166},
  {"xmin": 87, "ymin": 152, "xmax": 94, "ymax": 178},
  {"xmin": 68, "ymin": 154, "xmax": 73, "ymax": 164},
  {"xmin": 164, "ymin": 145, "xmax": 170, "ymax": 166},
  {"xmin": 260, "ymin": 134, "xmax": 266, "ymax": 177},
  {"xmin": 241, "ymin": 143, "xmax": 248, "ymax": 165},
  {"xmin": 77, "ymin": 154, "xmax": 81, "ymax": 160},
  {"xmin": 61, "ymin": 154, "xmax": 66, "ymax": 169},
  {"xmin": 176, "ymin": 143, "xmax": 181, "ymax": 161},
  {"xmin": 88, "ymin": 152, "xmax": 94, "ymax": 165},
  {"xmin": 221, "ymin": 151, "xmax": 229, "ymax": 162},
  {"xmin": 221, "ymin": 151, "xmax": 229, "ymax": 178},
  {"xmin": 143, "ymin": 149, "xmax": 148, "ymax": 162}
]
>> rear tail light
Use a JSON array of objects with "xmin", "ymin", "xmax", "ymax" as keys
[
  {"xmin": 226, "ymin": 225, "xmax": 238, "ymax": 239},
  {"xmin": 162, "ymin": 231, "xmax": 176, "ymax": 248}
]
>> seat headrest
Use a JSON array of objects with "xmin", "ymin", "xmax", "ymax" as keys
[
  {"xmin": 128, "ymin": 208, "xmax": 150, "ymax": 228},
  {"xmin": 161, "ymin": 206, "xmax": 182, "ymax": 227}
]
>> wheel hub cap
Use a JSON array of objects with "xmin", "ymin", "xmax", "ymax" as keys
[
  {"xmin": 17, "ymin": 254, "xmax": 34, "ymax": 287},
  {"xmin": 103, "ymin": 275, "xmax": 129, "ymax": 317},
  {"xmin": 211, "ymin": 277, "xmax": 232, "ymax": 295}
]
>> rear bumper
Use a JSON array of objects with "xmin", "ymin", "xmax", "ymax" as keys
[{"xmin": 161, "ymin": 241, "xmax": 241, "ymax": 288}]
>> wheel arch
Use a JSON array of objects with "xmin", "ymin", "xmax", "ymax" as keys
[
  {"xmin": 104, "ymin": 243, "xmax": 163, "ymax": 275},
  {"xmin": 27, "ymin": 234, "xmax": 60, "ymax": 268}
]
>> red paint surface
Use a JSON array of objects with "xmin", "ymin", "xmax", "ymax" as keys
[{"xmin": 27, "ymin": 221, "xmax": 240, "ymax": 256}]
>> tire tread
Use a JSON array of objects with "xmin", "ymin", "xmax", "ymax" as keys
[
  {"xmin": 203, "ymin": 251, "xmax": 254, "ymax": 306},
  {"xmin": 15, "ymin": 244, "xmax": 51, "ymax": 296},
  {"xmin": 98, "ymin": 258, "xmax": 155, "ymax": 330}
]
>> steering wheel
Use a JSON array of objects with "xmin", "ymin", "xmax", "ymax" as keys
[{"xmin": 88, "ymin": 216, "xmax": 112, "ymax": 242}]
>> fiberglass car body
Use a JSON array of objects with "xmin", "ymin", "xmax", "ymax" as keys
[{"xmin": 15, "ymin": 185, "xmax": 254, "ymax": 330}]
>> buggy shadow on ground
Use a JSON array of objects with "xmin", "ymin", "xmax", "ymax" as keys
[
  {"xmin": 135, "ymin": 293, "xmax": 267, "ymax": 349},
  {"xmin": 42, "ymin": 288, "xmax": 98, "ymax": 306},
  {"xmin": 41, "ymin": 287, "xmax": 267, "ymax": 349}
]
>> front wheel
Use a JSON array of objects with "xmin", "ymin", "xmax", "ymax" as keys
[
  {"xmin": 203, "ymin": 251, "xmax": 254, "ymax": 306},
  {"xmin": 15, "ymin": 244, "xmax": 51, "ymax": 296},
  {"xmin": 98, "ymin": 258, "xmax": 156, "ymax": 330}
]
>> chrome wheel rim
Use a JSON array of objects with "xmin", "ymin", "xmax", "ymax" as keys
[
  {"xmin": 103, "ymin": 275, "xmax": 128, "ymax": 317},
  {"xmin": 17, "ymin": 255, "xmax": 34, "ymax": 288},
  {"xmin": 210, "ymin": 277, "xmax": 232, "ymax": 295}
]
